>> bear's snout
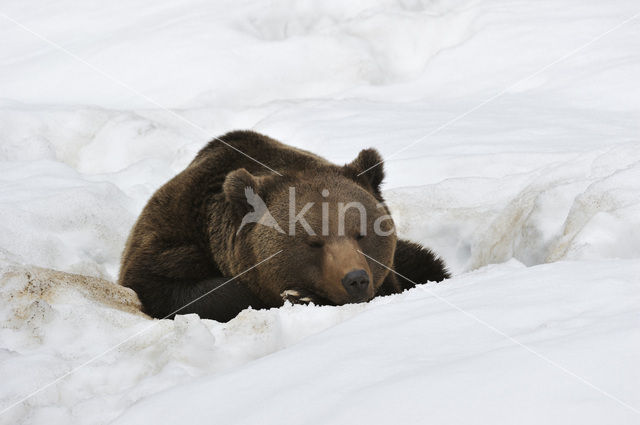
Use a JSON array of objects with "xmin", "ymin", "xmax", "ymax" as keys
[
  {"xmin": 341, "ymin": 269, "xmax": 370, "ymax": 302},
  {"xmin": 320, "ymin": 240, "xmax": 373, "ymax": 304}
]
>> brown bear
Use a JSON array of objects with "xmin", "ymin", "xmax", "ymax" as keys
[{"xmin": 118, "ymin": 130, "xmax": 449, "ymax": 322}]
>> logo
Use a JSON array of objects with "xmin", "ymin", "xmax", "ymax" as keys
[
  {"xmin": 237, "ymin": 187, "xmax": 285, "ymax": 234},
  {"xmin": 236, "ymin": 187, "xmax": 394, "ymax": 236}
]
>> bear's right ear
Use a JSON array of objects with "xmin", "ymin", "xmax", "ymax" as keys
[{"xmin": 223, "ymin": 168, "xmax": 260, "ymax": 215}]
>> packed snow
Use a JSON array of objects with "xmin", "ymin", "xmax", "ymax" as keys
[{"xmin": 1, "ymin": 0, "xmax": 639, "ymax": 424}]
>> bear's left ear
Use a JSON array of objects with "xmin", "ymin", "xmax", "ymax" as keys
[{"xmin": 344, "ymin": 148, "xmax": 385, "ymax": 198}]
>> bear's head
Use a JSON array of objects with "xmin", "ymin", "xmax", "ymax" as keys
[{"xmin": 223, "ymin": 149, "xmax": 396, "ymax": 306}]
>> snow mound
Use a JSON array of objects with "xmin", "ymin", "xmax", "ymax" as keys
[
  {"xmin": 387, "ymin": 143, "xmax": 640, "ymax": 273},
  {"xmin": 113, "ymin": 259, "xmax": 640, "ymax": 425},
  {"xmin": 3, "ymin": 259, "xmax": 638, "ymax": 425},
  {"xmin": 0, "ymin": 261, "xmax": 372, "ymax": 424}
]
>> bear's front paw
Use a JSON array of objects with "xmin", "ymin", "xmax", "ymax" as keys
[{"xmin": 280, "ymin": 289, "xmax": 319, "ymax": 305}]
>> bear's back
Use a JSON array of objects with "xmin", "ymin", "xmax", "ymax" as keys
[{"xmin": 190, "ymin": 130, "xmax": 332, "ymax": 178}]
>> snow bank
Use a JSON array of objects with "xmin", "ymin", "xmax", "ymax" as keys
[
  {"xmin": 2, "ymin": 259, "xmax": 638, "ymax": 425},
  {"xmin": 113, "ymin": 259, "xmax": 640, "ymax": 425},
  {"xmin": 387, "ymin": 143, "xmax": 640, "ymax": 273},
  {"xmin": 1, "ymin": 0, "xmax": 640, "ymax": 423},
  {"xmin": 0, "ymin": 261, "xmax": 371, "ymax": 424}
]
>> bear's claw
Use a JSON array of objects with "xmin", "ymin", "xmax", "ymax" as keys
[{"xmin": 281, "ymin": 289, "xmax": 318, "ymax": 305}]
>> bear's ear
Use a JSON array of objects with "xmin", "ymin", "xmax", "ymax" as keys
[
  {"xmin": 223, "ymin": 168, "xmax": 260, "ymax": 215},
  {"xmin": 344, "ymin": 148, "xmax": 385, "ymax": 198}
]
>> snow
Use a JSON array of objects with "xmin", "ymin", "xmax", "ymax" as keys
[
  {"xmin": 114, "ymin": 260, "xmax": 640, "ymax": 425},
  {"xmin": 1, "ymin": 0, "xmax": 639, "ymax": 424}
]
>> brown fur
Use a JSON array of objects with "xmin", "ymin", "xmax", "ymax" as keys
[
  {"xmin": 119, "ymin": 130, "xmax": 449, "ymax": 321},
  {"xmin": 321, "ymin": 239, "xmax": 373, "ymax": 303}
]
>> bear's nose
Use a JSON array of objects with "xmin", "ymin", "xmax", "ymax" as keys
[{"xmin": 341, "ymin": 269, "xmax": 370, "ymax": 301}]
